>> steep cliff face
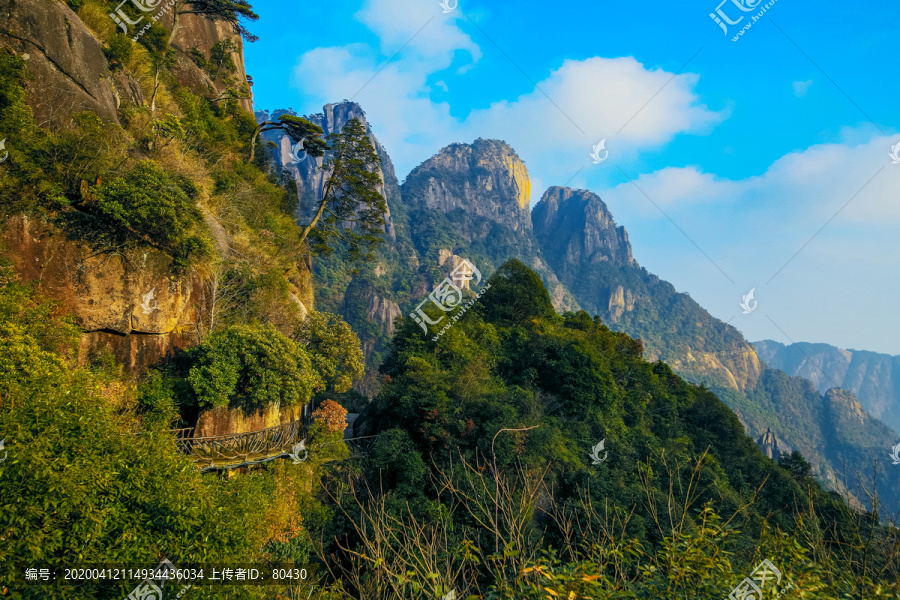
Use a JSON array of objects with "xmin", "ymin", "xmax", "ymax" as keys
[
  {"xmin": 168, "ymin": 13, "xmax": 254, "ymax": 113},
  {"xmin": 2, "ymin": 215, "xmax": 200, "ymax": 372},
  {"xmin": 756, "ymin": 339, "xmax": 900, "ymax": 435},
  {"xmin": 533, "ymin": 187, "xmax": 635, "ymax": 273},
  {"xmin": 401, "ymin": 139, "xmax": 577, "ymax": 313},
  {"xmin": 0, "ymin": 2, "xmax": 310, "ymax": 384},
  {"xmin": 0, "ymin": 0, "xmax": 251, "ymax": 127},
  {"xmin": 820, "ymin": 387, "xmax": 898, "ymax": 503},
  {"xmin": 527, "ymin": 184, "xmax": 900, "ymax": 508},
  {"xmin": 533, "ymin": 186, "xmax": 762, "ymax": 394}
]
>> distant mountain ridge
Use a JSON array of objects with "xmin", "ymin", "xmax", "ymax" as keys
[
  {"xmin": 755, "ymin": 339, "xmax": 900, "ymax": 435},
  {"xmin": 261, "ymin": 101, "xmax": 900, "ymax": 513}
]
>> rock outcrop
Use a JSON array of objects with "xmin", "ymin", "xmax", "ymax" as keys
[
  {"xmin": 0, "ymin": 0, "xmax": 121, "ymax": 127},
  {"xmin": 167, "ymin": 13, "xmax": 254, "ymax": 113},
  {"xmin": 532, "ymin": 185, "xmax": 763, "ymax": 394},
  {"xmin": 257, "ymin": 102, "xmax": 397, "ymax": 241},
  {"xmin": 194, "ymin": 404, "xmax": 306, "ymax": 438},
  {"xmin": 533, "ymin": 187, "xmax": 635, "ymax": 275},
  {"xmin": 404, "ymin": 139, "xmax": 532, "ymax": 235},
  {"xmin": 401, "ymin": 139, "xmax": 577, "ymax": 313},
  {"xmin": 822, "ymin": 387, "xmax": 890, "ymax": 447},
  {"xmin": 756, "ymin": 427, "xmax": 781, "ymax": 459},
  {"xmin": 2, "ymin": 215, "xmax": 201, "ymax": 373}
]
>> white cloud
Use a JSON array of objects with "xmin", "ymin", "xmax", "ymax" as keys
[
  {"xmin": 355, "ymin": 0, "xmax": 480, "ymax": 63},
  {"xmin": 793, "ymin": 79, "xmax": 813, "ymax": 97},
  {"xmin": 290, "ymin": 0, "xmax": 724, "ymax": 185},
  {"xmin": 605, "ymin": 135, "xmax": 900, "ymax": 225},
  {"xmin": 282, "ymin": 0, "xmax": 900, "ymax": 353},
  {"xmin": 594, "ymin": 131, "xmax": 900, "ymax": 354}
]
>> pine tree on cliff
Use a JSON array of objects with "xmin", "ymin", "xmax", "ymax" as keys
[
  {"xmin": 167, "ymin": 0, "xmax": 259, "ymax": 46},
  {"xmin": 302, "ymin": 118, "xmax": 388, "ymax": 262},
  {"xmin": 251, "ymin": 117, "xmax": 387, "ymax": 261}
]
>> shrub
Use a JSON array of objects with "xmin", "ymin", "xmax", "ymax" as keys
[
  {"xmin": 0, "ymin": 274, "xmax": 276, "ymax": 599},
  {"xmin": 91, "ymin": 160, "xmax": 211, "ymax": 261},
  {"xmin": 311, "ymin": 399, "xmax": 348, "ymax": 433},
  {"xmin": 103, "ymin": 34, "xmax": 133, "ymax": 69},
  {"xmin": 293, "ymin": 310, "xmax": 364, "ymax": 394},
  {"xmin": 477, "ymin": 258, "xmax": 560, "ymax": 327}
]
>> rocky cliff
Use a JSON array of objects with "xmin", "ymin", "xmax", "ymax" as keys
[
  {"xmin": 0, "ymin": 0, "xmax": 123, "ymax": 127},
  {"xmin": 524, "ymin": 184, "xmax": 899, "ymax": 508},
  {"xmin": 0, "ymin": 0, "xmax": 251, "ymax": 129},
  {"xmin": 756, "ymin": 339, "xmax": 900, "ymax": 435},
  {"xmin": 0, "ymin": 0, "xmax": 311, "ymax": 389},
  {"xmin": 167, "ymin": 13, "xmax": 254, "ymax": 113},
  {"xmin": 401, "ymin": 139, "xmax": 576, "ymax": 312},
  {"xmin": 532, "ymin": 186, "xmax": 763, "ymax": 393},
  {"xmin": 533, "ymin": 187, "xmax": 635, "ymax": 273},
  {"xmin": 404, "ymin": 139, "xmax": 531, "ymax": 233},
  {"xmin": 2, "ymin": 215, "xmax": 200, "ymax": 372}
]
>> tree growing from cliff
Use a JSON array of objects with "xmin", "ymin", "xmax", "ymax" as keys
[
  {"xmin": 167, "ymin": 0, "xmax": 260, "ymax": 46},
  {"xmin": 250, "ymin": 117, "xmax": 387, "ymax": 261},
  {"xmin": 301, "ymin": 118, "xmax": 388, "ymax": 262},
  {"xmin": 87, "ymin": 160, "xmax": 212, "ymax": 265},
  {"xmin": 249, "ymin": 114, "xmax": 327, "ymax": 162}
]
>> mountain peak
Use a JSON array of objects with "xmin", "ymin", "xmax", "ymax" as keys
[
  {"xmin": 402, "ymin": 138, "xmax": 532, "ymax": 230},
  {"xmin": 533, "ymin": 186, "xmax": 636, "ymax": 271}
]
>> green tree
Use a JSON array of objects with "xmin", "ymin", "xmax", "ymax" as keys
[
  {"xmin": 293, "ymin": 310, "xmax": 364, "ymax": 394},
  {"xmin": 0, "ymin": 275, "xmax": 275, "ymax": 599},
  {"xmin": 477, "ymin": 258, "xmax": 559, "ymax": 327},
  {"xmin": 249, "ymin": 114, "xmax": 328, "ymax": 162},
  {"xmin": 301, "ymin": 118, "xmax": 388, "ymax": 261},
  {"xmin": 186, "ymin": 323, "xmax": 320, "ymax": 411},
  {"xmin": 250, "ymin": 117, "xmax": 386, "ymax": 260},
  {"xmin": 88, "ymin": 160, "xmax": 210, "ymax": 263},
  {"xmin": 778, "ymin": 450, "xmax": 814, "ymax": 484}
]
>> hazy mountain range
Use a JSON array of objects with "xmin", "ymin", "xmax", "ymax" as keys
[{"xmin": 755, "ymin": 339, "xmax": 900, "ymax": 435}]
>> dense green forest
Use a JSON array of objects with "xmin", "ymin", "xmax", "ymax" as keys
[{"xmin": 1, "ymin": 0, "xmax": 899, "ymax": 598}]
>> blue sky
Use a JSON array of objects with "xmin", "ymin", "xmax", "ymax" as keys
[{"xmin": 244, "ymin": 0, "xmax": 900, "ymax": 355}]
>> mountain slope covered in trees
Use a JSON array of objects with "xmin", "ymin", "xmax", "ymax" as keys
[{"xmin": 342, "ymin": 260, "xmax": 900, "ymax": 599}]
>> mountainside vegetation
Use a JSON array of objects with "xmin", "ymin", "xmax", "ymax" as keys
[
  {"xmin": 0, "ymin": 2, "xmax": 364, "ymax": 597},
  {"xmin": 0, "ymin": 261, "xmax": 351, "ymax": 599},
  {"xmin": 283, "ymin": 129, "xmax": 900, "ymax": 515},
  {"xmin": 333, "ymin": 260, "xmax": 900, "ymax": 599},
  {"xmin": 2, "ymin": 1, "xmax": 899, "ymax": 599}
]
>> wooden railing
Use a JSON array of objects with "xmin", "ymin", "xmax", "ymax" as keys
[{"xmin": 175, "ymin": 420, "xmax": 307, "ymax": 471}]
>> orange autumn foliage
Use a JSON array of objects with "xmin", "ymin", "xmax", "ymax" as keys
[{"xmin": 312, "ymin": 399, "xmax": 348, "ymax": 433}]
